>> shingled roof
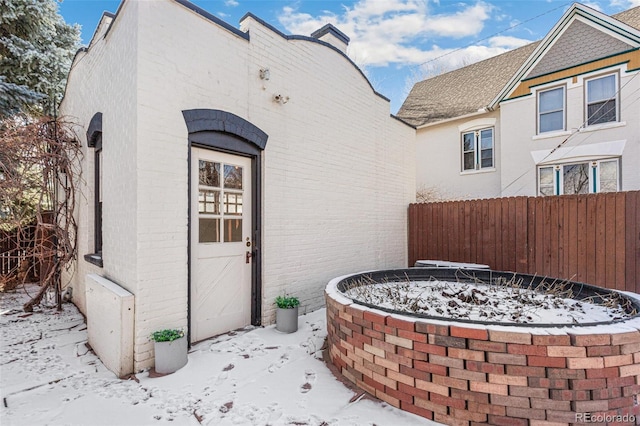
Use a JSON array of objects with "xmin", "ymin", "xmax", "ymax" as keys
[{"xmin": 397, "ymin": 6, "xmax": 640, "ymax": 127}]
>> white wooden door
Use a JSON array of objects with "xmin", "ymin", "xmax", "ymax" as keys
[{"xmin": 191, "ymin": 147, "xmax": 252, "ymax": 343}]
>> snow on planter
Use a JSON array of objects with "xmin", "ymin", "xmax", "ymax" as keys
[{"xmin": 325, "ymin": 268, "xmax": 640, "ymax": 425}]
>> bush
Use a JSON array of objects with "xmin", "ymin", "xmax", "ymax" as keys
[
  {"xmin": 275, "ymin": 295, "xmax": 299, "ymax": 309},
  {"xmin": 151, "ymin": 329, "xmax": 184, "ymax": 342}
]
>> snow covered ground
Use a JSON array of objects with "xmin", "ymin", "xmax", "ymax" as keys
[{"xmin": 0, "ymin": 285, "xmax": 435, "ymax": 426}]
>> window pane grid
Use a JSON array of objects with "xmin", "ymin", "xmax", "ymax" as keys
[
  {"xmin": 538, "ymin": 87, "xmax": 564, "ymax": 133},
  {"xmin": 461, "ymin": 128, "xmax": 493, "ymax": 171},
  {"xmin": 587, "ymin": 75, "xmax": 617, "ymax": 125},
  {"xmin": 198, "ymin": 190, "xmax": 220, "ymax": 214},
  {"xmin": 224, "ymin": 192, "xmax": 243, "ymax": 215},
  {"xmin": 537, "ymin": 160, "xmax": 619, "ymax": 195},
  {"xmin": 198, "ymin": 160, "xmax": 245, "ymax": 244}
]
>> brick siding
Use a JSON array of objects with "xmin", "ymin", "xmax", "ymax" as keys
[{"xmin": 326, "ymin": 291, "xmax": 640, "ymax": 425}]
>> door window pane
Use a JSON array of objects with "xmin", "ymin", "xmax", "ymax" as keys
[
  {"xmin": 224, "ymin": 164, "xmax": 243, "ymax": 190},
  {"xmin": 199, "ymin": 161, "xmax": 220, "ymax": 187},
  {"xmin": 224, "ymin": 192, "xmax": 242, "ymax": 215},
  {"xmin": 199, "ymin": 218, "xmax": 220, "ymax": 243},
  {"xmin": 198, "ymin": 158, "xmax": 246, "ymax": 244},
  {"xmin": 224, "ymin": 219, "xmax": 242, "ymax": 242},
  {"xmin": 563, "ymin": 163, "xmax": 589, "ymax": 195},
  {"xmin": 199, "ymin": 190, "xmax": 220, "ymax": 214}
]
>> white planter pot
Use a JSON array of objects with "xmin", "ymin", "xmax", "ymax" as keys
[
  {"xmin": 154, "ymin": 336, "xmax": 188, "ymax": 374},
  {"xmin": 276, "ymin": 306, "xmax": 299, "ymax": 333}
]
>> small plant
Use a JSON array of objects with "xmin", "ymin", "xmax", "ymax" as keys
[
  {"xmin": 151, "ymin": 329, "xmax": 184, "ymax": 342},
  {"xmin": 275, "ymin": 295, "xmax": 300, "ymax": 309}
]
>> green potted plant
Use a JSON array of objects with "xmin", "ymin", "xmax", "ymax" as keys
[
  {"xmin": 151, "ymin": 329, "xmax": 187, "ymax": 374},
  {"xmin": 275, "ymin": 295, "xmax": 300, "ymax": 333}
]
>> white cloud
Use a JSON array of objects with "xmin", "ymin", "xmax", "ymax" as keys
[
  {"xmin": 278, "ymin": 0, "xmax": 500, "ymax": 67},
  {"xmin": 582, "ymin": 1, "xmax": 604, "ymax": 11},
  {"xmin": 610, "ymin": 0, "xmax": 640, "ymax": 7},
  {"xmin": 488, "ymin": 35, "xmax": 532, "ymax": 49},
  {"xmin": 225, "ymin": 0, "xmax": 239, "ymax": 7}
]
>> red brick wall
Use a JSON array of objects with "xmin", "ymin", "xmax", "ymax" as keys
[{"xmin": 325, "ymin": 292, "xmax": 640, "ymax": 426}]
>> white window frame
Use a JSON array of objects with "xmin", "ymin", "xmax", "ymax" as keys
[
  {"xmin": 537, "ymin": 158, "xmax": 620, "ymax": 196},
  {"xmin": 585, "ymin": 72, "xmax": 619, "ymax": 127},
  {"xmin": 537, "ymin": 85, "xmax": 566, "ymax": 134},
  {"xmin": 461, "ymin": 127, "xmax": 494, "ymax": 173}
]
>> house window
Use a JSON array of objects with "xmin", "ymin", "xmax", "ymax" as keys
[
  {"xmin": 586, "ymin": 74, "xmax": 617, "ymax": 125},
  {"xmin": 461, "ymin": 128, "xmax": 493, "ymax": 172},
  {"xmin": 538, "ymin": 86, "xmax": 565, "ymax": 133},
  {"xmin": 537, "ymin": 158, "xmax": 619, "ymax": 195},
  {"xmin": 94, "ymin": 135, "xmax": 103, "ymax": 254}
]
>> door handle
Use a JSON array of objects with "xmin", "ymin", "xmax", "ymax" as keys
[{"xmin": 246, "ymin": 251, "xmax": 252, "ymax": 264}]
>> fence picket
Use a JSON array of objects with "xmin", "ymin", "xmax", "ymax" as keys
[{"xmin": 408, "ymin": 191, "xmax": 639, "ymax": 292}]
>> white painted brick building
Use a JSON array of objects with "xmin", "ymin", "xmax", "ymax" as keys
[{"xmin": 60, "ymin": 0, "xmax": 415, "ymax": 375}]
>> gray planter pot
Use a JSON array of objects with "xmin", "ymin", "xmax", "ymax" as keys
[
  {"xmin": 276, "ymin": 306, "xmax": 299, "ymax": 333},
  {"xmin": 154, "ymin": 336, "xmax": 188, "ymax": 374}
]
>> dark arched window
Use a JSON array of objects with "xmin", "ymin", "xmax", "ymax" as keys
[{"xmin": 85, "ymin": 113, "xmax": 103, "ymax": 267}]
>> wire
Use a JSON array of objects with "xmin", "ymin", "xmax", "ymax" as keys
[{"xmin": 409, "ymin": 1, "xmax": 573, "ymax": 71}]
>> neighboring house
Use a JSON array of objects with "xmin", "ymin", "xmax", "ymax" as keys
[
  {"xmin": 60, "ymin": 0, "xmax": 415, "ymax": 376},
  {"xmin": 399, "ymin": 4, "xmax": 640, "ymax": 200}
]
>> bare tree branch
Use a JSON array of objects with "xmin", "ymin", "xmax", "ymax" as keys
[{"xmin": 0, "ymin": 115, "xmax": 81, "ymax": 311}]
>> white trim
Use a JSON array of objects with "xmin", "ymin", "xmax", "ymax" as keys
[
  {"xmin": 461, "ymin": 127, "xmax": 495, "ymax": 172},
  {"xmin": 578, "ymin": 121, "xmax": 626, "ymax": 133},
  {"xmin": 530, "ymin": 139, "xmax": 626, "ymax": 165},
  {"xmin": 532, "ymin": 130, "xmax": 573, "ymax": 141},
  {"xmin": 584, "ymin": 72, "xmax": 619, "ymax": 127},
  {"xmin": 459, "ymin": 168, "xmax": 496, "ymax": 176},
  {"xmin": 416, "ymin": 110, "xmax": 490, "ymax": 130},
  {"xmin": 537, "ymin": 85, "xmax": 566, "ymax": 134},
  {"xmin": 458, "ymin": 117, "xmax": 497, "ymax": 133},
  {"xmin": 596, "ymin": 158, "xmax": 620, "ymax": 192}
]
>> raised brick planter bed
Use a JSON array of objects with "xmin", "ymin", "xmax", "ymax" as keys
[{"xmin": 325, "ymin": 272, "xmax": 640, "ymax": 426}]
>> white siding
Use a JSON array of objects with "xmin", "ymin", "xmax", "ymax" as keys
[
  {"xmin": 414, "ymin": 110, "xmax": 502, "ymax": 200},
  {"xmin": 60, "ymin": 1, "xmax": 140, "ymax": 314},
  {"xmin": 500, "ymin": 64, "xmax": 640, "ymax": 196}
]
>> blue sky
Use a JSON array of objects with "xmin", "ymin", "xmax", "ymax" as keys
[{"xmin": 58, "ymin": 0, "xmax": 640, "ymax": 113}]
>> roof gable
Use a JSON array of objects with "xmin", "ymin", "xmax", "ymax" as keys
[
  {"xmin": 492, "ymin": 3, "xmax": 640, "ymax": 106},
  {"xmin": 528, "ymin": 19, "xmax": 634, "ymax": 79}
]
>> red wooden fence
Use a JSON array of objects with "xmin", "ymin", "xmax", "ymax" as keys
[{"xmin": 408, "ymin": 191, "xmax": 640, "ymax": 293}]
